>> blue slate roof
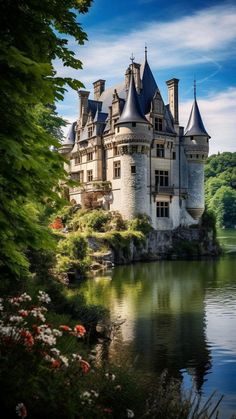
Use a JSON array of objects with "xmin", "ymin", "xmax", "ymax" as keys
[
  {"xmin": 62, "ymin": 121, "xmax": 76, "ymax": 145},
  {"xmin": 184, "ymin": 99, "xmax": 209, "ymax": 137},
  {"xmin": 140, "ymin": 59, "xmax": 158, "ymax": 115},
  {"xmin": 117, "ymin": 71, "xmax": 149, "ymax": 125}
]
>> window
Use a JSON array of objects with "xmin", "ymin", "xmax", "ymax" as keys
[
  {"xmin": 172, "ymin": 151, "xmax": 176, "ymax": 160},
  {"xmin": 78, "ymin": 171, "xmax": 84, "ymax": 183},
  {"xmin": 113, "ymin": 146, "xmax": 120, "ymax": 156},
  {"xmin": 87, "ymin": 152, "xmax": 93, "ymax": 161},
  {"xmin": 87, "ymin": 170, "xmax": 93, "ymax": 182},
  {"xmin": 155, "ymin": 170, "xmax": 169, "ymax": 188},
  {"xmin": 113, "ymin": 161, "xmax": 121, "ymax": 178},
  {"xmin": 117, "ymin": 127, "xmax": 120, "ymax": 133},
  {"xmin": 75, "ymin": 155, "xmax": 81, "ymax": 165},
  {"xmin": 88, "ymin": 126, "xmax": 93, "ymax": 138},
  {"xmin": 154, "ymin": 117, "xmax": 163, "ymax": 131},
  {"xmin": 156, "ymin": 202, "xmax": 169, "ymax": 218},
  {"xmin": 156, "ymin": 143, "xmax": 165, "ymax": 158},
  {"xmin": 132, "ymin": 122, "xmax": 136, "ymax": 127},
  {"xmin": 131, "ymin": 165, "xmax": 136, "ymax": 174}
]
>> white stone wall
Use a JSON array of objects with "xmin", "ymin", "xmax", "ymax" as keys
[
  {"xmin": 119, "ymin": 153, "xmax": 149, "ymax": 219},
  {"xmin": 187, "ymin": 162, "xmax": 204, "ymax": 210}
]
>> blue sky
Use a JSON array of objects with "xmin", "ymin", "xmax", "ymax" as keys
[{"xmin": 56, "ymin": 0, "xmax": 236, "ymax": 155}]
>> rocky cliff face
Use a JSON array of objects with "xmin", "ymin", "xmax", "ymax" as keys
[{"xmin": 90, "ymin": 227, "xmax": 220, "ymax": 268}]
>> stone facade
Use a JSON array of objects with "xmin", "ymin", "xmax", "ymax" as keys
[{"xmin": 60, "ymin": 54, "xmax": 210, "ymax": 230}]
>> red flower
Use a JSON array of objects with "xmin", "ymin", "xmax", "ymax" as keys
[
  {"xmin": 74, "ymin": 324, "xmax": 86, "ymax": 337},
  {"xmin": 80, "ymin": 359, "xmax": 90, "ymax": 374},
  {"xmin": 59, "ymin": 325, "xmax": 71, "ymax": 332},
  {"xmin": 18, "ymin": 310, "xmax": 28, "ymax": 318},
  {"xmin": 49, "ymin": 217, "xmax": 63, "ymax": 230},
  {"xmin": 20, "ymin": 330, "xmax": 34, "ymax": 347},
  {"xmin": 16, "ymin": 402, "xmax": 27, "ymax": 418},
  {"xmin": 51, "ymin": 359, "xmax": 61, "ymax": 369}
]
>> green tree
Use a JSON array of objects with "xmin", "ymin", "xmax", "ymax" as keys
[
  {"xmin": 208, "ymin": 186, "xmax": 236, "ymax": 228},
  {"xmin": 0, "ymin": 0, "xmax": 91, "ymax": 280}
]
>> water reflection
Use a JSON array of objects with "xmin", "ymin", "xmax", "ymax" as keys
[{"xmin": 79, "ymin": 231, "xmax": 236, "ymax": 416}]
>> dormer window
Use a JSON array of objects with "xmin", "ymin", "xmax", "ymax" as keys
[
  {"xmin": 154, "ymin": 117, "xmax": 163, "ymax": 131},
  {"xmin": 88, "ymin": 126, "xmax": 93, "ymax": 138}
]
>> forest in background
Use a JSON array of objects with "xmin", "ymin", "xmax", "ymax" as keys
[{"xmin": 205, "ymin": 152, "xmax": 236, "ymax": 228}]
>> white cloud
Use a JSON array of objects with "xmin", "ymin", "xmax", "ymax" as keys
[
  {"xmin": 55, "ymin": 4, "xmax": 236, "ymax": 88},
  {"xmin": 180, "ymin": 87, "xmax": 236, "ymax": 155}
]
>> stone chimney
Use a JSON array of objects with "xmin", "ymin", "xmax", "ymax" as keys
[
  {"xmin": 78, "ymin": 90, "xmax": 89, "ymax": 127},
  {"xmin": 125, "ymin": 63, "xmax": 141, "ymax": 96},
  {"xmin": 93, "ymin": 79, "xmax": 105, "ymax": 100},
  {"xmin": 166, "ymin": 78, "xmax": 179, "ymax": 124}
]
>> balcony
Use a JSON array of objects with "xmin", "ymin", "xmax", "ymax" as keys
[
  {"xmin": 70, "ymin": 181, "xmax": 112, "ymax": 194},
  {"xmin": 152, "ymin": 185, "xmax": 175, "ymax": 196}
]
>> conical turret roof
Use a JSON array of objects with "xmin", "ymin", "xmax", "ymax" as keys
[
  {"xmin": 140, "ymin": 57, "xmax": 158, "ymax": 114},
  {"xmin": 184, "ymin": 99, "xmax": 209, "ymax": 137},
  {"xmin": 117, "ymin": 70, "xmax": 148, "ymax": 125}
]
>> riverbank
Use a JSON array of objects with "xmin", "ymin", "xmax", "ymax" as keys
[{"xmin": 52, "ymin": 207, "xmax": 221, "ymax": 278}]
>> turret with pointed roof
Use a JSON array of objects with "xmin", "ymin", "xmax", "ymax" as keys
[
  {"xmin": 184, "ymin": 82, "xmax": 210, "ymax": 138},
  {"xmin": 117, "ymin": 67, "xmax": 149, "ymax": 125}
]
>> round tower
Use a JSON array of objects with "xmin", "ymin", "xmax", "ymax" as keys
[
  {"xmin": 184, "ymin": 84, "xmax": 210, "ymax": 220},
  {"xmin": 115, "ymin": 62, "xmax": 152, "ymax": 220}
]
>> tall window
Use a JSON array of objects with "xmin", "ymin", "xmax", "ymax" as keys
[
  {"xmin": 75, "ymin": 155, "xmax": 81, "ymax": 165},
  {"xmin": 156, "ymin": 144, "xmax": 165, "ymax": 158},
  {"xmin": 87, "ymin": 170, "xmax": 93, "ymax": 182},
  {"xmin": 78, "ymin": 171, "xmax": 84, "ymax": 183},
  {"xmin": 156, "ymin": 202, "xmax": 169, "ymax": 218},
  {"xmin": 88, "ymin": 126, "xmax": 93, "ymax": 138},
  {"xmin": 155, "ymin": 170, "xmax": 169, "ymax": 188},
  {"xmin": 131, "ymin": 165, "xmax": 136, "ymax": 174},
  {"xmin": 154, "ymin": 117, "xmax": 163, "ymax": 131},
  {"xmin": 113, "ymin": 146, "xmax": 120, "ymax": 156},
  {"xmin": 113, "ymin": 161, "xmax": 121, "ymax": 178},
  {"xmin": 87, "ymin": 152, "xmax": 93, "ymax": 161}
]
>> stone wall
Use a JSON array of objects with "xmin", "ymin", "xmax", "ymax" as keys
[{"xmin": 91, "ymin": 227, "xmax": 220, "ymax": 268}]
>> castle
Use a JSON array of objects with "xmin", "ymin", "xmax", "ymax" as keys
[{"xmin": 60, "ymin": 50, "xmax": 210, "ymax": 231}]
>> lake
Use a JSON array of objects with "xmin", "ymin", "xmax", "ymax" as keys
[{"xmin": 79, "ymin": 229, "xmax": 236, "ymax": 418}]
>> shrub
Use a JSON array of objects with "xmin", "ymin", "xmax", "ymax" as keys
[
  {"xmin": 57, "ymin": 233, "xmax": 88, "ymax": 260},
  {"xmin": 128, "ymin": 214, "xmax": 152, "ymax": 235}
]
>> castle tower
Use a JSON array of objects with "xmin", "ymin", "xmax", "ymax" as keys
[
  {"xmin": 184, "ymin": 83, "xmax": 210, "ymax": 220},
  {"xmin": 115, "ymin": 59, "xmax": 152, "ymax": 220}
]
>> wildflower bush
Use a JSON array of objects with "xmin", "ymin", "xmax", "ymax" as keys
[
  {"xmin": 55, "ymin": 233, "xmax": 90, "ymax": 277},
  {"xmin": 0, "ymin": 290, "xmax": 143, "ymax": 418}
]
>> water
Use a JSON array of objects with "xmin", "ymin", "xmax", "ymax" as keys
[{"xmin": 79, "ymin": 229, "xmax": 236, "ymax": 418}]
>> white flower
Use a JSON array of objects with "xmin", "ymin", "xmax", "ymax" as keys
[
  {"xmin": 59, "ymin": 355, "xmax": 69, "ymax": 367},
  {"xmin": 19, "ymin": 293, "xmax": 32, "ymax": 302},
  {"xmin": 91, "ymin": 390, "xmax": 99, "ymax": 398},
  {"xmin": 51, "ymin": 348, "xmax": 60, "ymax": 356},
  {"xmin": 52, "ymin": 329, "xmax": 62, "ymax": 337},
  {"xmin": 81, "ymin": 391, "xmax": 91, "ymax": 398},
  {"xmin": 38, "ymin": 291, "xmax": 51, "ymax": 304},
  {"xmin": 72, "ymin": 353, "xmax": 82, "ymax": 361},
  {"xmin": 16, "ymin": 402, "xmax": 27, "ymax": 418},
  {"xmin": 127, "ymin": 409, "xmax": 135, "ymax": 418},
  {"xmin": 0, "ymin": 303, "xmax": 3, "ymax": 312},
  {"xmin": 9, "ymin": 316, "xmax": 24, "ymax": 323}
]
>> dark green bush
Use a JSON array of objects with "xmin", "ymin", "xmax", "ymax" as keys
[{"xmin": 128, "ymin": 213, "xmax": 153, "ymax": 235}]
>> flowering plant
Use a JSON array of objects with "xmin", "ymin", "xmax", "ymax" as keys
[{"xmin": 0, "ymin": 291, "xmax": 137, "ymax": 418}]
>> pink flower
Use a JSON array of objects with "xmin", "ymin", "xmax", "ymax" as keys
[{"xmin": 59, "ymin": 325, "xmax": 71, "ymax": 332}]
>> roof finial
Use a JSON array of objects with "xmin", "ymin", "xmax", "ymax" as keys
[
  {"xmin": 145, "ymin": 44, "xmax": 147, "ymax": 61},
  {"xmin": 194, "ymin": 76, "xmax": 197, "ymax": 100},
  {"xmin": 130, "ymin": 53, "xmax": 135, "ymax": 65}
]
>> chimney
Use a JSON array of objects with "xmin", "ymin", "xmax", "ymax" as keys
[
  {"xmin": 78, "ymin": 90, "xmax": 89, "ymax": 127},
  {"xmin": 93, "ymin": 79, "xmax": 105, "ymax": 100},
  {"xmin": 166, "ymin": 78, "xmax": 179, "ymax": 124}
]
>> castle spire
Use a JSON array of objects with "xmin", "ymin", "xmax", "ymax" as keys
[
  {"xmin": 184, "ymin": 81, "xmax": 209, "ymax": 137},
  {"xmin": 145, "ymin": 44, "xmax": 147, "ymax": 61},
  {"xmin": 117, "ymin": 61, "xmax": 148, "ymax": 125}
]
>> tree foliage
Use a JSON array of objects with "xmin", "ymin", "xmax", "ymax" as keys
[
  {"xmin": 0, "ymin": 0, "xmax": 92, "ymax": 279},
  {"xmin": 205, "ymin": 152, "xmax": 236, "ymax": 227}
]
